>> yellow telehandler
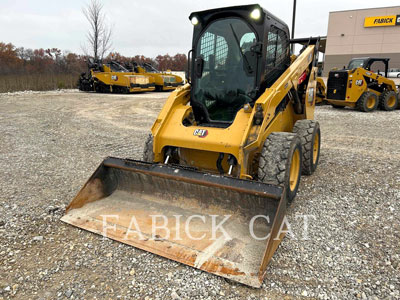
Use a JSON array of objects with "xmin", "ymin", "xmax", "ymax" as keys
[
  {"xmin": 63, "ymin": 4, "xmax": 321, "ymax": 287},
  {"xmin": 326, "ymin": 57, "xmax": 399, "ymax": 112}
]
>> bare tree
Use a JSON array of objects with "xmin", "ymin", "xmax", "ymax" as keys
[{"xmin": 82, "ymin": 0, "xmax": 112, "ymax": 60}]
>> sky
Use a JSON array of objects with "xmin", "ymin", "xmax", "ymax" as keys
[{"xmin": 0, "ymin": 0, "xmax": 399, "ymax": 58}]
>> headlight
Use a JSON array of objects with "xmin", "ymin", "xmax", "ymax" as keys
[
  {"xmin": 191, "ymin": 16, "xmax": 199, "ymax": 25},
  {"xmin": 250, "ymin": 8, "xmax": 261, "ymax": 20}
]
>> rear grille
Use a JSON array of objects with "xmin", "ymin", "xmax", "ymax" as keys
[{"xmin": 327, "ymin": 71, "xmax": 348, "ymax": 100}]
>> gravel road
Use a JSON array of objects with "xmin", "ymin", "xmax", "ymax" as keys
[{"xmin": 0, "ymin": 90, "xmax": 399, "ymax": 300}]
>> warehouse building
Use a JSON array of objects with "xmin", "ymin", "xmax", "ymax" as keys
[{"xmin": 324, "ymin": 6, "xmax": 400, "ymax": 75}]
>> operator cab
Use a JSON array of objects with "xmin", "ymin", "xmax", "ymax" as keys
[
  {"xmin": 107, "ymin": 61, "xmax": 129, "ymax": 72},
  {"xmin": 189, "ymin": 4, "xmax": 290, "ymax": 127},
  {"xmin": 348, "ymin": 57, "xmax": 390, "ymax": 77},
  {"xmin": 143, "ymin": 63, "xmax": 160, "ymax": 73}
]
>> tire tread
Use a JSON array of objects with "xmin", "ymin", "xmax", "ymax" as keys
[
  {"xmin": 292, "ymin": 120, "xmax": 320, "ymax": 175},
  {"xmin": 142, "ymin": 134, "xmax": 154, "ymax": 162}
]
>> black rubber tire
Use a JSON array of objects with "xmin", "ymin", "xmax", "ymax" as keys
[
  {"xmin": 258, "ymin": 132, "xmax": 302, "ymax": 203},
  {"xmin": 142, "ymin": 134, "xmax": 154, "ymax": 162},
  {"xmin": 379, "ymin": 90, "xmax": 398, "ymax": 111},
  {"xmin": 398, "ymin": 93, "xmax": 400, "ymax": 109},
  {"xmin": 292, "ymin": 120, "xmax": 321, "ymax": 176},
  {"xmin": 356, "ymin": 92, "xmax": 379, "ymax": 112},
  {"xmin": 331, "ymin": 104, "xmax": 345, "ymax": 109},
  {"xmin": 155, "ymin": 85, "xmax": 163, "ymax": 92}
]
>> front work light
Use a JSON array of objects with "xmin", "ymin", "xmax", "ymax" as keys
[
  {"xmin": 250, "ymin": 8, "xmax": 261, "ymax": 20},
  {"xmin": 191, "ymin": 16, "xmax": 199, "ymax": 25}
]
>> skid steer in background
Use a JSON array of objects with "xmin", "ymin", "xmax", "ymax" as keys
[
  {"xmin": 326, "ymin": 57, "xmax": 399, "ymax": 112},
  {"xmin": 316, "ymin": 77, "xmax": 327, "ymax": 105},
  {"xmin": 63, "ymin": 4, "xmax": 321, "ymax": 287},
  {"xmin": 78, "ymin": 59, "xmax": 155, "ymax": 93}
]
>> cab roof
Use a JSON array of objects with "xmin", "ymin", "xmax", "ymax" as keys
[{"xmin": 189, "ymin": 4, "xmax": 288, "ymax": 28}]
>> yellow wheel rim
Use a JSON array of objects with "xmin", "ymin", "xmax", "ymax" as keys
[
  {"xmin": 366, "ymin": 96, "xmax": 376, "ymax": 109},
  {"xmin": 313, "ymin": 132, "xmax": 320, "ymax": 165},
  {"xmin": 289, "ymin": 148, "xmax": 300, "ymax": 191},
  {"xmin": 387, "ymin": 95, "xmax": 396, "ymax": 108}
]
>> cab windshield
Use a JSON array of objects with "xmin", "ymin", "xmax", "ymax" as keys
[
  {"xmin": 348, "ymin": 59, "xmax": 365, "ymax": 70},
  {"xmin": 193, "ymin": 18, "xmax": 257, "ymax": 122}
]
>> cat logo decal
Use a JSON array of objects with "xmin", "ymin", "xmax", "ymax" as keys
[{"xmin": 193, "ymin": 129, "xmax": 208, "ymax": 138}]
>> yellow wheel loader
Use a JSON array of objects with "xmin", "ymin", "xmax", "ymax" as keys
[
  {"xmin": 63, "ymin": 4, "xmax": 321, "ymax": 287},
  {"xmin": 78, "ymin": 59, "xmax": 156, "ymax": 93},
  {"xmin": 326, "ymin": 57, "xmax": 399, "ymax": 112}
]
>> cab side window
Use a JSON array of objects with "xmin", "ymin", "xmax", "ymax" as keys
[
  {"xmin": 264, "ymin": 26, "xmax": 290, "ymax": 88},
  {"xmin": 266, "ymin": 30, "xmax": 278, "ymax": 66}
]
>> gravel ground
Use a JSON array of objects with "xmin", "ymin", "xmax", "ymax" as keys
[{"xmin": 0, "ymin": 90, "xmax": 399, "ymax": 300}]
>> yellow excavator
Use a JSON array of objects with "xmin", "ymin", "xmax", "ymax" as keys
[
  {"xmin": 78, "ymin": 59, "xmax": 155, "ymax": 93},
  {"xmin": 63, "ymin": 4, "xmax": 321, "ymax": 287}
]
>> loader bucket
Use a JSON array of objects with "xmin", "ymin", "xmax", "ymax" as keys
[{"xmin": 61, "ymin": 157, "xmax": 287, "ymax": 287}]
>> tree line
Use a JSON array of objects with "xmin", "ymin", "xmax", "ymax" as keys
[
  {"xmin": 0, "ymin": 0, "xmax": 187, "ymax": 92},
  {"xmin": 0, "ymin": 42, "xmax": 187, "ymax": 92},
  {"xmin": 0, "ymin": 42, "xmax": 187, "ymax": 76}
]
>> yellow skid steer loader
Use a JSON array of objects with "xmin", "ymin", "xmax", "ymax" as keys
[
  {"xmin": 63, "ymin": 5, "xmax": 321, "ymax": 287},
  {"xmin": 326, "ymin": 57, "xmax": 399, "ymax": 111}
]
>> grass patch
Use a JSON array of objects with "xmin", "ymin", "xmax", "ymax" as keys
[{"xmin": 0, "ymin": 73, "xmax": 79, "ymax": 93}]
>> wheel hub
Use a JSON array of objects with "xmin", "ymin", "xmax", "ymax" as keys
[{"xmin": 289, "ymin": 149, "xmax": 300, "ymax": 191}]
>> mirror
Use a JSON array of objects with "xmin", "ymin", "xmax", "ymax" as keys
[{"xmin": 194, "ymin": 57, "xmax": 204, "ymax": 78}]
